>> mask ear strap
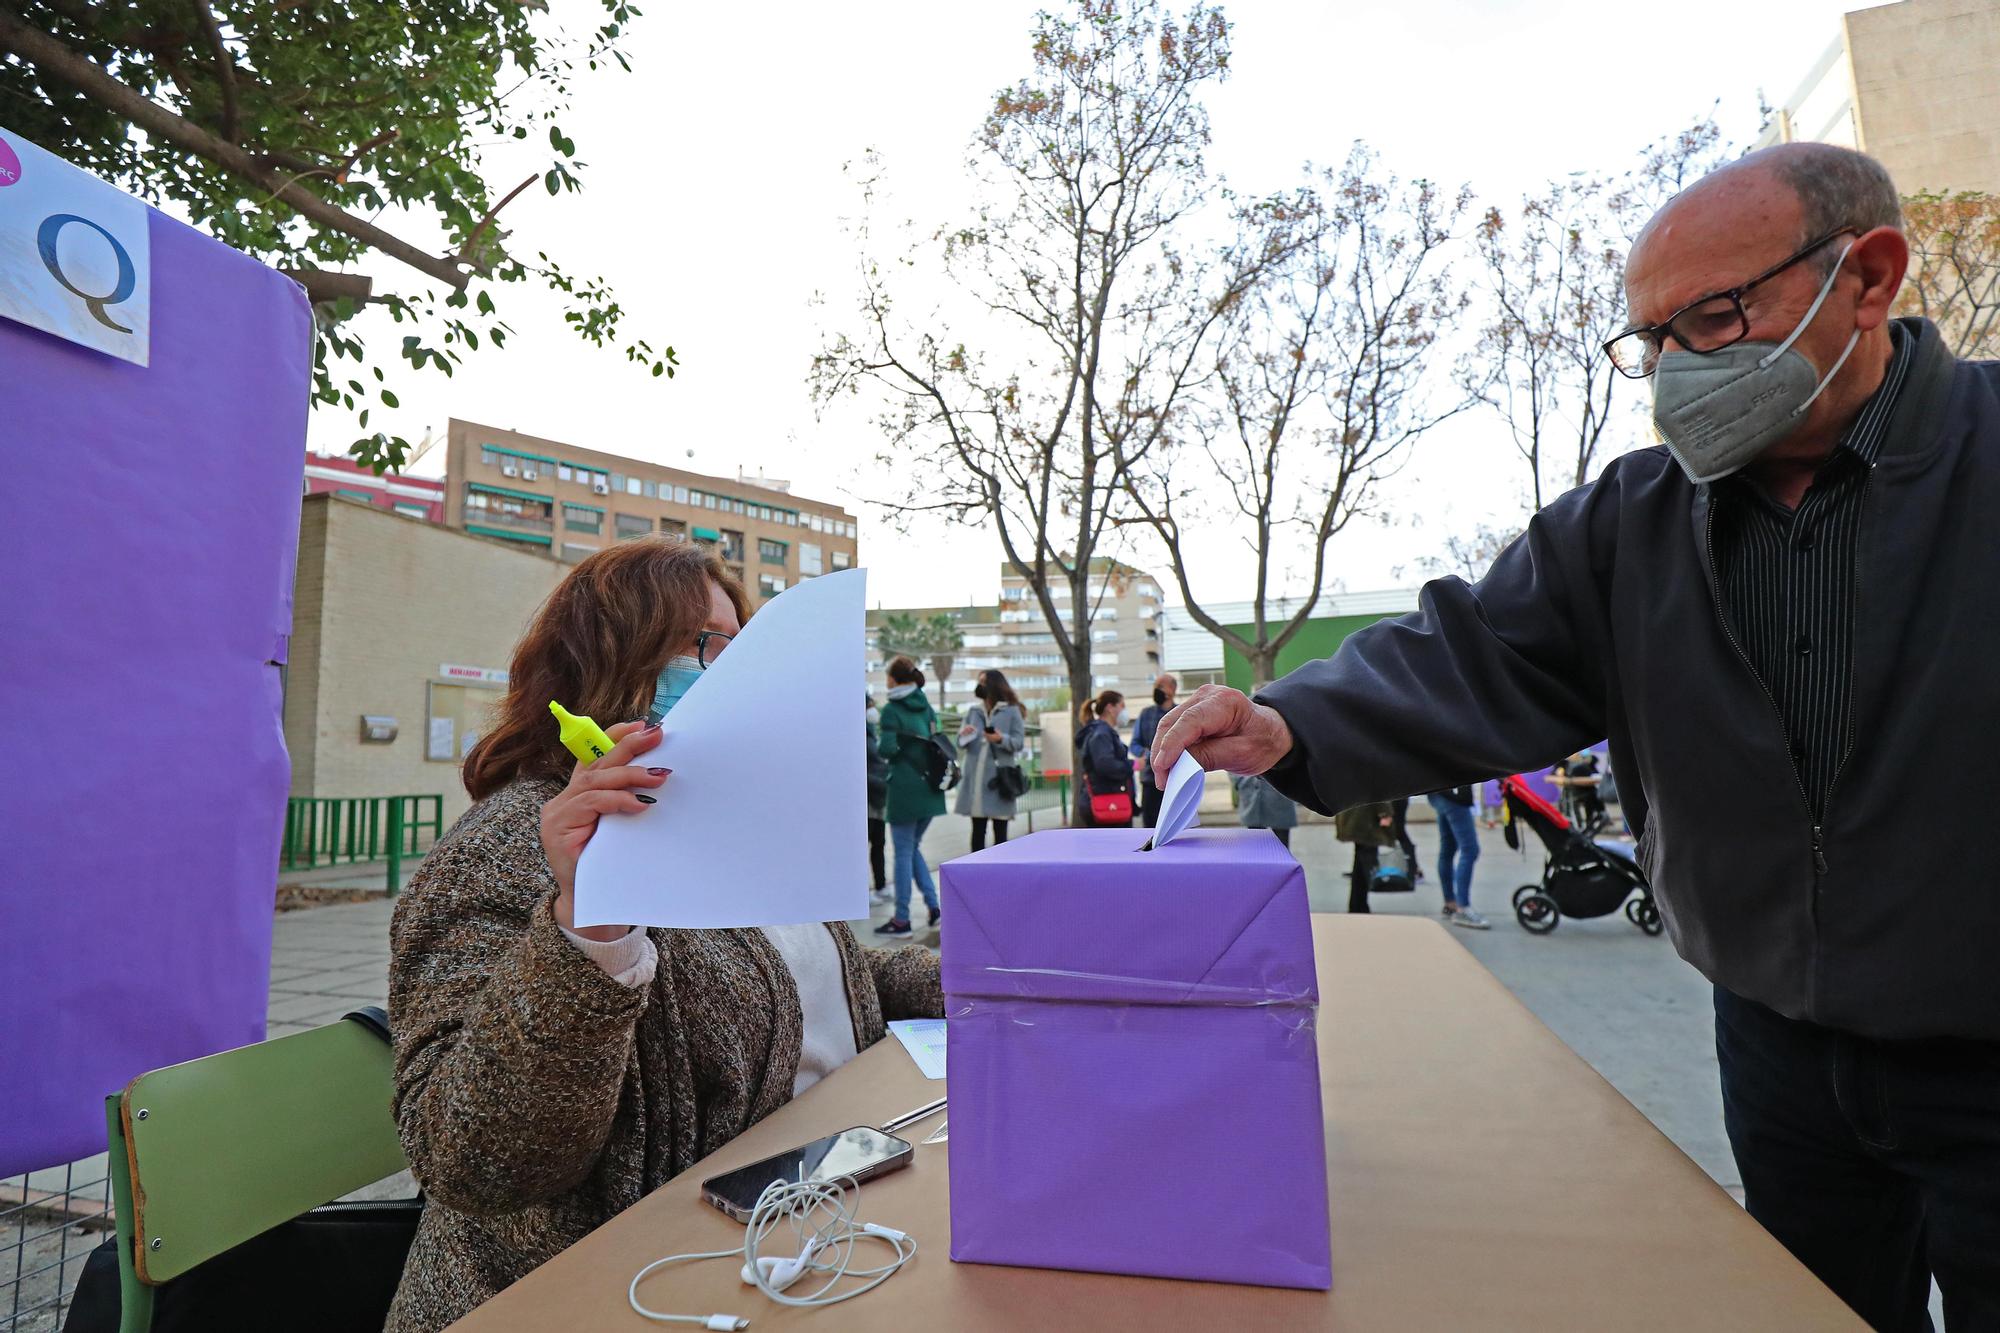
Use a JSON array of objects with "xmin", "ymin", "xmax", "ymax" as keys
[
  {"xmin": 1793, "ymin": 327, "xmax": 1862, "ymax": 417},
  {"xmin": 1759, "ymin": 238, "xmax": 1858, "ymax": 369}
]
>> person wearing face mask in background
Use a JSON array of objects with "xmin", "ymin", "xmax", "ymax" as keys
[
  {"xmin": 875, "ymin": 656, "xmax": 947, "ymax": 938},
  {"xmin": 1075, "ymin": 691, "xmax": 1134, "ymax": 829},
  {"xmin": 1146, "ymin": 143, "xmax": 2000, "ymax": 1331},
  {"xmin": 1130, "ymin": 673, "xmax": 1178, "ymax": 828},
  {"xmin": 382, "ymin": 539, "xmax": 941, "ymax": 1333}
]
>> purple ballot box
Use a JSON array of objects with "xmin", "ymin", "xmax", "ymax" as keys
[{"xmin": 940, "ymin": 826, "xmax": 1331, "ymax": 1289}]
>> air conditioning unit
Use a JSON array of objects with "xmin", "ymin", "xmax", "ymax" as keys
[
  {"xmin": 502, "ymin": 463, "xmax": 519, "ymax": 477},
  {"xmin": 522, "ymin": 467, "xmax": 538, "ymax": 480},
  {"xmin": 592, "ymin": 479, "xmax": 610, "ymax": 495}
]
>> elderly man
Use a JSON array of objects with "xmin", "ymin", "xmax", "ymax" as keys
[{"xmin": 1152, "ymin": 142, "xmax": 2000, "ymax": 1332}]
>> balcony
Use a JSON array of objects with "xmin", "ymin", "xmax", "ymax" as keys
[{"xmin": 462, "ymin": 503, "xmax": 552, "ymax": 534}]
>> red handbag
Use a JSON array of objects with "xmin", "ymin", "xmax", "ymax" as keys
[{"xmin": 1083, "ymin": 778, "xmax": 1133, "ymax": 825}]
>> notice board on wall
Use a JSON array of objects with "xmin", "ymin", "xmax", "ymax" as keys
[{"xmin": 0, "ymin": 127, "xmax": 310, "ymax": 1176}]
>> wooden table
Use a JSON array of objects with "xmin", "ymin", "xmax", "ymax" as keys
[{"xmin": 451, "ymin": 916, "xmax": 1863, "ymax": 1331}]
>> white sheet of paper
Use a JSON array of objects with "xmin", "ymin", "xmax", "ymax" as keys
[
  {"xmin": 1152, "ymin": 750, "xmax": 1206, "ymax": 848},
  {"xmin": 887, "ymin": 1019, "xmax": 947, "ymax": 1080},
  {"xmin": 574, "ymin": 568, "xmax": 869, "ymax": 929}
]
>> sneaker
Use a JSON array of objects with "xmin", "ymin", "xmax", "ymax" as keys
[
  {"xmin": 1440, "ymin": 902, "xmax": 1458, "ymax": 918},
  {"xmin": 1451, "ymin": 908, "xmax": 1491, "ymax": 930},
  {"xmin": 875, "ymin": 919, "xmax": 913, "ymax": 937},
  {"xmin": 927, "ymin": 906, "xmax": 941, "ymax": 928}
]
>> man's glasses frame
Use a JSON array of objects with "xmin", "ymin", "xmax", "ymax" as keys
[{"xmin": 1603, "ymin": 227, "xmax": 1857, "ymax": 379}]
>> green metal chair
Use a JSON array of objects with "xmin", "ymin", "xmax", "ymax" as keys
[{"xmin": 101, "ymin": 1009, "xmax": 410, "ymax": 1332}]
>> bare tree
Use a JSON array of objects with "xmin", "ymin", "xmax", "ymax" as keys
[
  {"xmin": 812, "ymin": 0, "xmax": 1231, "ymax": 715},
  {"xmin": 1468, "ymin": 117, "xmax": 1731, "ymax": 512},
  {"xmin": 1897, "ymin": 189, "xmax": 2000, "ymax": 358},
  {"xmin": 1118, "ymin": 151, "xmax": 1474, "ymax": 686},
  {"xmin": 1408, "ymin": 522, "xmax": 1524, "ymax": 583}
]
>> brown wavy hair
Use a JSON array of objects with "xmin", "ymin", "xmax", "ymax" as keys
[{"xmin": 462, "ymin": 538, "xmax": 749, "ymax": 800}]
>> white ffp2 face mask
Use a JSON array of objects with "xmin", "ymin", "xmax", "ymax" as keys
[{"xmin": 1651, "ymin": 240, "xmax": 1860, "ymax": 484}]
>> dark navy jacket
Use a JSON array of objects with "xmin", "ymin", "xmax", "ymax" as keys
[{"xmin": 1259, "ymin": 319, "xmax": 1997, "ymax": 1040}]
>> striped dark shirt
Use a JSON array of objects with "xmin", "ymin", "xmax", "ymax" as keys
[{"xmin": 1711, "ymin": 326, "xmax": 1914, "ymax": 819}]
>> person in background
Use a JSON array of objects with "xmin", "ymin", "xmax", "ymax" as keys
[
  {"xmin": 876, "ymin": 656, "xmax": 946, "ymax": 938},
  {"xmin": 1131, "ymin": 673, "xmax": 1178, "ymax": 828},
  {"xmin": 1389, "ymin": 796, "xmax": 1423, "ymax": 884},
  {"xmin": 1479, "ymin": 779, "xmax": 1505, "ymax": 830},
  {"xmin": 1426, "ymin": 785, "xmax": 1489, "ymax": 929},
  {"xmin": 1232, "ymin": 772, "xmax": 1298, "ymax": 851},
  {"xmin": 1335, "ymin": 802, "xmax": 1396, "ymax": 914},
  {"xmin": 1550, "ymin": 748, "xmax": 1605, "ymax": 833},
  {"xmin": 956, "ymin": 668, "xmax": 1026, "ymax": 850},
  {"xmin": 1075, "ymin": 690, "xmax": 1133, "ymax": 828},
  {"xmin": 385, "ymin": 539, "xmax": 941, "ymax": 1333},
  {"xmin": 865, "ymin": 694, "xmax": 888, "ymax": 895}
]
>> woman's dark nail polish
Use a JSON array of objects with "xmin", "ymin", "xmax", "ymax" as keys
[
  {"xmin": 647, "ymin": 767, "xmax": 670, "ymax": 776},
  {"xmin": 635, "ymin": 794, "xmax": 657, "ymax": 805}
]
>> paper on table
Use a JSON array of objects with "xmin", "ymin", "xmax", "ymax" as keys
[
  {"xmin": 1150, "ymin": 750, "xmax": 1206, "ymax": 849},
  {"xmin": 887, "ymin": 1019, "xmax": 947, "ymax": 1080},
  {"xmin": 573, "ymin": 569, "xmax": 869, "ymax": 929}
]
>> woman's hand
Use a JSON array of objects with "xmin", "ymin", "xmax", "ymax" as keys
[{"xmin": 539, "ymin": 720, "xmax": 669, "ymax": 941}]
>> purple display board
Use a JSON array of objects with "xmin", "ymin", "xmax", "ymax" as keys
[{"xmin": 0, "ymin": 208, "xmax": 307, "ymax": 1176}]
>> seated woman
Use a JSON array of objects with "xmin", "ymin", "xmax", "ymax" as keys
[{"xmin": 384, "ymin": 538, "xmax": 943, "ymax": 1333}]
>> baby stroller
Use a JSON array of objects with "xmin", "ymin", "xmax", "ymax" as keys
[{"xmin": 1500, "ymin": 774, "xmax": 1660, "ymax": 936}]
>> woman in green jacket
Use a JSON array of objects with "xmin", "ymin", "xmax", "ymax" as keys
[{"xmin": 876, "ymin": 656, "xmax": 947, "ymax": 937}]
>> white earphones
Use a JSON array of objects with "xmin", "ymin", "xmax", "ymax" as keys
[{"xmin": 628, "ymin": 1177, "xmax": 916, "ymax": 1329}]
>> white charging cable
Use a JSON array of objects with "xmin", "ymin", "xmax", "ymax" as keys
[{"xmin": 627, "ymin": 1175, "xmax": 917, "ymax": 1329}]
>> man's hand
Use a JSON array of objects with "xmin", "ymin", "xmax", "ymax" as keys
[{"xmin": 1148, "ymin": 684, "xmax": 1295, "ymax": 785}]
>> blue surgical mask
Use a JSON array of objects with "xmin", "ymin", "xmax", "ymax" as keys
[{"xmin": 647, "ymin": 655, "xmax": 704, "ymax": 724}]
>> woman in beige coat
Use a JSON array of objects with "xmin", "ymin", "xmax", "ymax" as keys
[{"xmin": 385, "ymin": 538, "xmax": 942, "ymax": 1333}]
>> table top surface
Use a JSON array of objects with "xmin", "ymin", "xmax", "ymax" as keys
[{"xmin": 450, "ymin": 915, "xmax": 1862, "ymax": 1331}]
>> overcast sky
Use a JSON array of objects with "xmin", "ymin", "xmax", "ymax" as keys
[{"xmin": 305, "ymin": 0, "xmax": 1877, "ymax": 609}]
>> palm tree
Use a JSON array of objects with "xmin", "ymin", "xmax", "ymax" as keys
[{"xmin": 923, "ymin": 613, "xmax": 965, "ymax": 711}]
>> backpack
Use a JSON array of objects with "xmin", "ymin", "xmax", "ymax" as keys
[
  {"xmin": 918, "ymin": 731, "xmax": 960, "ymax": 792},
  {"xmin": 904, "ymin": 704, "xmax": 964, "ymax": 788}
]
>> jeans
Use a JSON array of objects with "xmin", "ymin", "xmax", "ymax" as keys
[
  {"xmin": 1427, "ymin": 795, "xmax": 1479, "ymax": 908},
  {"xmin": 969, "ymin": 816, "xmax": 1009, "ymax": 851},
  {"xmin": 890, "ymin": 818, "xmax": 939, "ymax": 923},
  {"xmin": 1715, "ymin": 985, "xmax": 2000, "ymax": 1331}
]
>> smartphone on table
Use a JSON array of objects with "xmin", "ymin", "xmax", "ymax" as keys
[{"xmin": 700, "ymin": 1126, "xmax": 914, "ymax": 1223}]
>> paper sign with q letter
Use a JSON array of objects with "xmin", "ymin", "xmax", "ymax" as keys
[{"xmin": 0, "ymin": 126, "xmax": 151, "ymax": 366}]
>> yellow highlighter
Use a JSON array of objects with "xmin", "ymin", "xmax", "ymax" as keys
[{"xmin": 549, "ymin": 701, "xmax": 618, "ymax": 764}]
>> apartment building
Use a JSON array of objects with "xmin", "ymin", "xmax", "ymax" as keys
[
  {"xmin": 302, "ymin": 448, "xmax": 445, "ymax": 522},
  {"xmin": 1753, "ymin": 0, "xmax": 2000, "ymax": 193},
  {"xmin": 863, "ymin": 558, "xmax": 1166, "ymax": 721},
  {"xmin": 443, "ymin": 418, "xmax": 859, "ymax": 600}
]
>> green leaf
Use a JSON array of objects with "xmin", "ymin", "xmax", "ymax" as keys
[
  {"xmin": 381, "ymin": 389, "xmax": 400, "ymax": 407},
  {"xmin": 545, "ymin": 169, "xmax": 561, "ymax": 195}
]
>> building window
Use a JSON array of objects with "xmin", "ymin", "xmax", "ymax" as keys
[
  {"xmin": 674, "ymin": 485, "xmax": 689, "ymax": 504},
  {"xmin": 720, "ymin": 529, "xmax": 745, "ymax": 562},
  {"xmin": 616, "ymin": 513, "xmax": 652, "ymax": 541},
  {"xmin": 660, "ymin": 518, "xmax": 687, "ymax": 541},
  {"xmin": 393, "ymin": 502, "xmax": 428, "ymax": 519},
  {"xmin": 759, "ymin": 538, "xmax": 787, "ymax": 564},
  {"xmin": 480, "ymin": 446, "xmax": 501, "ymax": 466},
  {"xmin": 334, "ymin": 488, "xmax": 373, "ymax": 502},
  {"xmin": 832, "ymin": 549, "xmax": 852, "ymax": 570},
  {"xmin": 705, "ymin": 494, "xmax": 717, "ymax": 509},
  {"xmin": 800, "ymin": 543, "xmax": 823, "ymax": 576},
  {"xmin": 558, "ymin": 463, "xmax": 573, "ymax": 481},
  {"xmin": 642, "ymin": 479, "xmax": 657, "ymax": 499},
  {"xmin": 609, "ymin": 472, "xmax": 625, "ymax": 492},
  {"xmin": 561, "ymin": 542, "xmax": 596, "ymax": 562},
  {"xmin": 758, "ymin": 574, "xmax": 787, "ymax": 598},
  {"xmin": 563, "ymin": 504, "xmax": 602, "ymax": 534},
  {"xmin": 627, "ymin": 477, "xmax": 643, "ymax": 496},
  {"xmin": 690, "ymin": 489, "xmax": 704, "ymax": 505}
]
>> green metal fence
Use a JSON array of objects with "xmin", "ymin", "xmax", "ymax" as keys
[{"xmin": 281, "ymin": 795, "xmax": 443, "ymax": 893}]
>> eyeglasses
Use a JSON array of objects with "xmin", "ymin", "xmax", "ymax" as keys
[
  {"xmin": 695, "ymin": 630, "xmax": 733, "ymax": 669},
  {"xmin": 1603, "ymin": 228, "xmax": 1856, "ymax": 378}
]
